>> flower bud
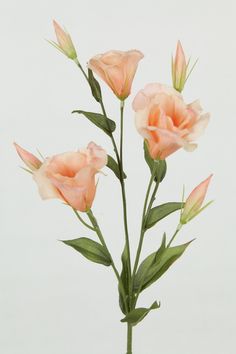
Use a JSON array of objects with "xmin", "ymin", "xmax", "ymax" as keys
[
  {"xmin": 14, "ymin": 143, "xmax": 42, "ymax": 171},
  {"xmin": 49, "ymin": 20, "xmax": 77, "ymax": 60},
  {"xmin": 180, "ymin": 174, "xmax": 213, "ymax": 224}
]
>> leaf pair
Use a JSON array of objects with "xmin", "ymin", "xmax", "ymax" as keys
[
  {"xmin": 62, "ymin": 237, "xmax": 112, "ymax": 266},
  {"xmin": 134, "ymin": 235, "xmax": 193, "ymax": 293}
]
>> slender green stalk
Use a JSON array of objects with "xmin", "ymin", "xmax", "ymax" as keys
[
  {"xmin": 132, "ymin": 164, "xmax": 158, "ymax": 279},
  {"xmin": 74, "ymin": 58, "xmax": 90, "ymax": 84},
  {"xmin": 119, "ymin": 100, "xmax": 132, "ymax": 285},
  {"xmin": 127, "ymin": 324, "xmax": 133, "ymax": 354},
  {"xmin": 166, "ymin": 223, "xmax": 182, "ymax": 248},
  {"xmin": 86, "ymin": 209, "xmax": 128, "ymax": 313},
  {"xmin": 72, "ymin": 208, "xmax": 95, "ymax": 231}
]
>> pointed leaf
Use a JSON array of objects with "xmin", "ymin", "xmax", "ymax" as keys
[
  {"xmin": 88, "ymin": 68, "xmax": 102, "ymax": 102},
  {"xmin": 134, "ymin": 240, "xmax": 193, "ymax": 292},
  {"xmin": 107, "ymin": 155, "xmax": 126, "ymax": 180},
  {"xmin": 121, "ymin": 301, "xmax": 160, "ymax": 326},
  {"xmin": 62, "ymin": 237, "xmax": 112, "ymax": 266},
  {"xmin": 72, "ymin": 110, "xmax": 116, "ymax": 135},
  {"xmin": 144, "ymin": 141, "xmax": 167, "ymax": 182},
  {"xmin": 119, "ymin": 245, "xmax": 129, "ymax": 314},
  {"xmin": 145, "ymin": 202, "xmax": 183, "ymax": 230}
]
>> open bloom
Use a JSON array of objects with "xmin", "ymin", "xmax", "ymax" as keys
[
  {"xmin": 133, "ymin": 83, "xmax": 210, "ymax": 160},
  {"xmin": 180, "ymin": 174, "xmax": 213, "ymax": 224},
  {"xmin": 14, "ymin": 142, "xmax": 107, "ymax": 212},
  {"xmin": 49, "ymin": 20, "xmax": 77, "ymax": 60},
  {"xmin": 88, "ymin": 50, "xmax": 144, "ymax": 100}
]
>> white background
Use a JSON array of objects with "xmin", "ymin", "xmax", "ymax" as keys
[{"xmin": 1, "ymin": 0, "xmax": 235, "ymax": 353}]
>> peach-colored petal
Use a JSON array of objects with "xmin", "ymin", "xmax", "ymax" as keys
[
  {"xmin": 14, "ymin": 143, "xmax": 42, "ymax": 171},
  {"xmin": 186, "ymin": 113, "xmax": 210, "ymax": 141},
  {"xmin": 50, "ymin": 166, "xmax": 96, "ymax": 211},
  {"xmin": 33, "ymin": 158, "xmax": 62, "ymax": 200},
  {"xmin": 132, "ymin": 83, "xmax": 181, "ymax": 111},
  {"xmin": 148, "ymin": 127, "xmax": 184, "ymax": 160}
]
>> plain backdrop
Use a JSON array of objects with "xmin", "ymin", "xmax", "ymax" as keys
[{"xmin": 1, "ymin": 0, "xmax": 235, "ymax": 353}]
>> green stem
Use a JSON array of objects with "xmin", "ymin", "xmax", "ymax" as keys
[
  {"xmin": 166, "ymin": 223, "xmax": 182, "ymax": 248},
  {"xmin": 74, "ymin": 58, "xmax": 90, "ymax": 85},
  {"xmin": 87, "ymin": 209, "xmax": 128, "ymax": 313},
  {"xmin": 119, "ymin": 100, "xmax": 132, "ymax": 288},
  {"xmin": 132, "ymin": 164, "xmax": 157, "ymax": 279},
  {"xmin": 72, "ymin": 208, "xmax": 95, "ymax": 231},
  {"xmin": 126, "ymin": 324, "xmax": 133, "ymax": 354}
]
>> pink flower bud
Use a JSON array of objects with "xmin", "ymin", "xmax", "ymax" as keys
[
  {"xmin": 14, "ymin": 143, "xmax": 42, "ymax": 171},
  {"xmin": 49, "ymin": 20, "xmax": 77, "ymax": 60},
  {"xmin": 88, "ymin": 50, "xmax": 144, "ymax": 100},
  {"xmin": 180, "ymin": 174, "xmax": 213, "ymax": 224}
]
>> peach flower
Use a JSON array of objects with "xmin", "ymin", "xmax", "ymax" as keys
[
  {"xmin": 133, "ymin": 83, "xmax": 210, "ymax": 160},
  {"xmin": 15, "ymin": 142, "xmax": 107, "ymax": 212},
  {"xmin": 180, "ymin": 174, "xmax": 213, "ymax": 224},
  {"xmin": 88, "ymin": 50, "xmax": 144, "ymax": 100}
]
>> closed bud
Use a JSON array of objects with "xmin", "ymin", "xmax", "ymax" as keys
[
  {"xmin": 49, "ymin": 20, "xmax": 77, "ymax": 60},
  {"xmin": 180, "ymin": 174, "xmax": 213, "ymax": 224}
]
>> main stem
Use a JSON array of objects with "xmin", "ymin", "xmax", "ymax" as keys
[{"xmin": 127, "ymin": 324, "xmax": 133, "ymax": 354}]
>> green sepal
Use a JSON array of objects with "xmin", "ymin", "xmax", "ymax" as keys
[
  {"xmin": 121, "ymin": 301, "xmax": 160, "ymax": 326},
  {"xmin": 143, "ymin": 141, "xmax": 167, "ymax": 182},
  {"xmin": 145, "ymin": 202, "xmax": 184, "ymax": 230},
  {"xmin": 88, "ymin": 68, "xmax": 102, "ymax": 102},
  {"xmin": 62, "ymin": 237, "xmax": 112, "ymax": 266},
  {"xmin": 72, "ymin": 110, "xmax": 116, "ymax": 135},
  {"xmin": 107, "ymin": 155, "xmax": 127, "ymax": 180},
  {"xmin": 134, "ymin": 239, "xmax": 193, "ymax": 292}
]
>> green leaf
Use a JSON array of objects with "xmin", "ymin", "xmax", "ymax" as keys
[
  {"xmin": 62, "ymin": 237, "xmax": 112, "ymax": 266},
  {"xmin": 134, "ymin": 240, "xmax": 193, "ymax": 292},
  {"xmin": 72, "ymin": 110, "xmax": 116, "ymax": 135},
  {"xmin": 107, "ymin": 155, "xmax": 127, "ymax": 180},
  {"xmin": 145, "ymin": 202, "xmax": 183, "ymax": 230},
  {"xmin": 121, "ymin": 301, "xmax": 160, "ymax": 326},
  {"xmin": 144, "ymin": 141, "xmax": 167, "ymax": 182},
  {"xmin": 119, "ymin": 245, "xmax": 129, "ymax": 314},
  {"xmin": 88, "ymin": 68, "xmax": 102, "ymax": 102}
]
